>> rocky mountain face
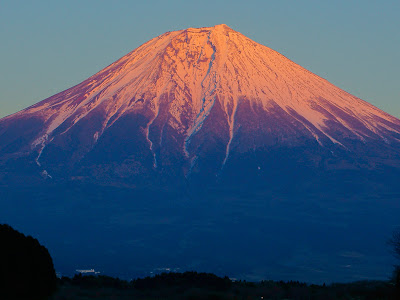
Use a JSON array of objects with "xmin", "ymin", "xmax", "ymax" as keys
[{"xmin": 1, "ymin": 24, "xmax": 400, "ymax": 188}]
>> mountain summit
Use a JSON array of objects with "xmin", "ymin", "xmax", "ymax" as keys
[{"xmin": 1, "ymin": 25, "xmax": 400, "ymax": 186}]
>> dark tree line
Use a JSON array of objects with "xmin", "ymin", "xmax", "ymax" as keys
[
  {"xmin": 133, "ymin": 271, "xmax": 232, "ymax": 291},
  {"xmin": 62, "ymin": 271, "xmax": 232, "ymax": 291},
  {"xmin": 58, "ymin": 272, "xmax": 399, "ymax": 300},
  {"xmin": 0, "ymin": 224, "xmax": 57, "ymax": 299}
]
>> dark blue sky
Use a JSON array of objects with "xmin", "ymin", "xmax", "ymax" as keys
[{"xmin": 1, "ymin": 0, "xmax": 399, "ymax": 118}]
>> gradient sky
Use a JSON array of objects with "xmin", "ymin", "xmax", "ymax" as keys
[{"xmin": 1, "ymin": 0, "xmax": 399, "ymax": 119}]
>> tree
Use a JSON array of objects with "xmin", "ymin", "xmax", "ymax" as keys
[
  {"xmin": 0, "ymin": 224, "xmax": 57, "ymax": 299},
  {"xmin": 389, "ymin": 228, "xmax": 400, "ymax": 287},
  {"xmin": 389, "ymin": 229, "xmax": 400, "ymax": 259}
]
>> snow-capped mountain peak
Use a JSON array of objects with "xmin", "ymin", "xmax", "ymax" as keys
[{"xmin": 1, "ymin": 25, "xmax": 400, "ymax": 183}]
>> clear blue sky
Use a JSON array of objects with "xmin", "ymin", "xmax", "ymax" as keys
[{"xmin": 1, "ymin": 0, "xmax": 399, "ymax": 118}]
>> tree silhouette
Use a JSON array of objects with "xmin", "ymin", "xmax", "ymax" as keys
[
  {"xmin": 389, "ymin": 228, "xmax": 400, "ymax": 287},
  {"xmin": 0, "ymin": 224, "xmax": 57, "ymax": 299},
  {"xmin": 389, "ymin": 229, "xmax": 400, "ymax": 259}
]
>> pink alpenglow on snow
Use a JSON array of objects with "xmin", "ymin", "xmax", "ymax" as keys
[{"xmin": 1, "ymin": 24, "xmax": 400, "ymax": 184}]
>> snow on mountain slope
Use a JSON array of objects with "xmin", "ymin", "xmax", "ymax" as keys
[{"xmin": 1, "ymin": 24, "xmax": 400, "ymax": 183}]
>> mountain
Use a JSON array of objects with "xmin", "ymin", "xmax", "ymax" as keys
[
  {"xmin": 1, "ymin": 25, "xmax": 400, "ymax": 283},
  {"xmin": 1, "ymin": 24, "xmax": 400, "ymax": 188}
]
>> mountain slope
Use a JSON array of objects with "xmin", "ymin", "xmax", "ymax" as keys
[{"xmin": 1, "ymin": 24, "xmax": 400, "ymax": 185}]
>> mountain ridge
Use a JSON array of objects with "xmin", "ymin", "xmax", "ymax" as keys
[{"xmin": 1, "ymin": 24, "xmax": 400, "ymax": 185}]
